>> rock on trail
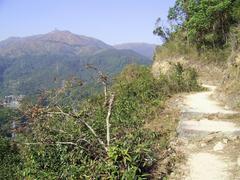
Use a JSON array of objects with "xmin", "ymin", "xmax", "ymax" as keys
[{"xmin": 171, "ymin": 85, "xmax": 240, "ymax": 180}]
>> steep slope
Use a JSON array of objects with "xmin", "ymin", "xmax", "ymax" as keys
[
  {"xmin": 0, "ymin": 31, "xmax": 150, "ymax": 96},
  {"xmin": 114, "ymin": 43, "xmax": 156, "ymax": 59}
]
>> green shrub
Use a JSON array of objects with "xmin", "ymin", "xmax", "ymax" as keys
[
  {"xmin": 166, "ymin": 63, "xmax": 201, "ymax": 92},
  {"xmin": 0, "ymin": 137, "xmax": 21, "ymax": 180},
  {"xmin": 18, "ymin": 64, "xmax": 200, "ymax": 179},
  {"xmin": 0, "ymin": 108, "xmax": 20, "ymax": 137}
]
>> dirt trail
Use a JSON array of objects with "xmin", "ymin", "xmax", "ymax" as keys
[{"xmin": 170, "ymin": 85, "xmax": 240, "ymax": 180}]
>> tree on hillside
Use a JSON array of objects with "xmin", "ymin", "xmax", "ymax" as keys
[
  {"xmin": 154, "ymin": 0, "xmax": 240, "ymax": 49},
  {"xmin": 186, "ymin": 0, "xmax": 239, "ymax": 48}
]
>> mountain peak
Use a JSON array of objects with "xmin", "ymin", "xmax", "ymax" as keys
[
  {"xmin": 48, "ymin": 29, "xmax": 74, "ymax": 36},
  {"xmin": 40, "ymin": 30, "xmax": 112, "ymax": 49},
  {"xmin": 0, "ymin": 32, "xmax": 150, "ymax": 96},
  {"xmin": 0, "ymin": 31, "xmax": 113, "ymax": 57},
  {"xmin": 44, "ymin": 30, "xmax": 89, "ymax": 45}
]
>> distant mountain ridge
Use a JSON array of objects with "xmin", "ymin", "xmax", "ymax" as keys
[
  {"xmin": 0, "ymin": 30, "xmax": 113, "ymax": 58},
  {"xmin": 0, "ymin": 30, "xmax": 151, "ymax": 96},
  {"xmin": 114, "ymin": 43, "xmax": 156, "ymax": 59}
]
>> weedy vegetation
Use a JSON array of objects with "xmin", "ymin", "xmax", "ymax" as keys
[{"xmin": 6, "ymin": 64, "xmax": 200, "ymax": 179}]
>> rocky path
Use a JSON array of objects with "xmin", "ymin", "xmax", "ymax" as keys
[{"xmin": 171, "ymin": 85, "xmax": 240, "ymax": 180}]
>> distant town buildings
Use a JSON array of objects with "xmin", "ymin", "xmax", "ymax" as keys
[{"xmin": 1, "ymin": 95, "xmax": 25, "ymax": 108}]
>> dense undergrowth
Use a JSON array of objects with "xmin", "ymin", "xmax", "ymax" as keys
[
  {"xmin": 0, "ymin": 64, "xmax": 201, "ymax": 179},
  {"xmin": 154, "ymin": 30, "xmax": 232, "ymax": 65},
  {"xmin": 154, "ymin": 0, "xmax": 240, "ymax": 65},
  {"xmin": 154, "ymin": 25, "xmax": 240, "ymax": 109},
  {"xmin": 0, "ymin": 137, "xmax": 21, "ymax": 179},
  {"xmin": 153, "ymin": 0, "xmax": 240, "ymax": 109}
]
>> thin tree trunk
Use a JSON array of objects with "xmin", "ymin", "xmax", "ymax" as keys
[
  {"xmin": 106, "ymin": 94, "xmax": 115, "ymax": 147},
  {"xmin": 103, "ymin": 83, "xmax": 108, "ymax": 107},
  {"xmin": 78, "ymin": 118, "xmax": 108, "ymax": 152}
]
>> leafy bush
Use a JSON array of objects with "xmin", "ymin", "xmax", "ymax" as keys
[
  {"xmin": 166, "ymin": 63, "xmax": 201, "ymax": 92},
  {"xmin": 155, "ymin": 0, "xmax": 240, "ymax": 49},
  {"xmin": 0, "ymin": 108, "xmax": 20, "ymax": 137},
  {"xmin": 0, "ymin": 137, "xmax": 21, "ymax": 180},
  {"xmin": 17, "ymin": 64, "xmax": 200, "ymax": 179}
]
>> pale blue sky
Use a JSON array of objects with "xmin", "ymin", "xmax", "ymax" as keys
[{"xmin": 0, "ymin": 0, "xmax": 175, "ymax": 45}]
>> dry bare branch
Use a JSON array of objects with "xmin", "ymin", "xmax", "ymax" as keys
[
  {"xmin": 106, "ymin": 94, "xmax": 115, "ymax": 147},
  {"xmin": 47, "ymin": 107, "xmax": 108, "ymax": 152},
  {"xmin": 77, "ymin": 118, "xmax": 108, "ymax": 152}
]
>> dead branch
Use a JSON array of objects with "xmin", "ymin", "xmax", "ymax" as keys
[
  {"xmin": 77, "ymin": 118, "xmax": 108, "ymax": 152},
  {"xmin": 47, "ymin": 107, "xmax": 108, "ymax": 152},
  {"xmin": 106, "ymin": 94, "xmax": 115, "ymax": 147},
  {"xmin": 103, "ymin": 82, "xmax": 108, "ymax": 107}
]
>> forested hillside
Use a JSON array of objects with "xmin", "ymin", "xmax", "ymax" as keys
[
  {"xmin": 153, "ymin": 0, "xmax": 240, "ymax": 109},
  {"xmin": 0, "ymin": 30, "xmax": 150, "ymax": 96}
]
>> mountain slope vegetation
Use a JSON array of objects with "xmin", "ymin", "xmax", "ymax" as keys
[
  {"xmin": 0, "ymin": 30, "xmax": 151, "ymax": 96},
  {"xmin": 153, "ymin": 0, "xmax": 240, "ymax": 109},
  {"xmin": 15, "ymin": 63, "xmax": 200, "ymax": 179}
]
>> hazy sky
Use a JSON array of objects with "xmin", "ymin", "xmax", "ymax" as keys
[{"xmin": 0, "ymin": 0, "xmax": 175, "ymax": 45}]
